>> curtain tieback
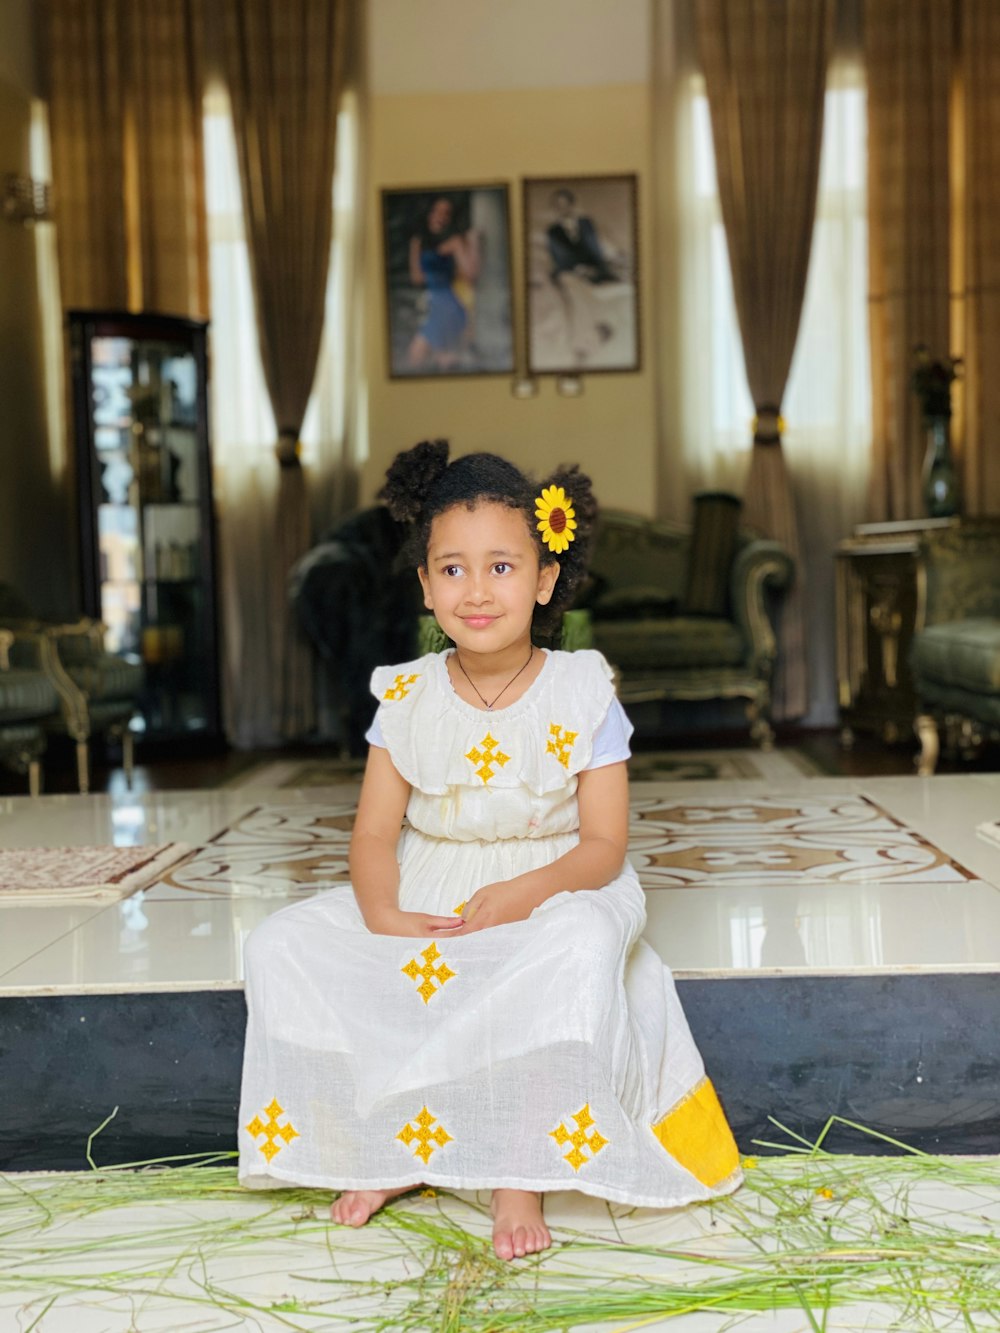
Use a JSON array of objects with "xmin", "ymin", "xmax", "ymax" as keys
[
  {"xmin": 752, "ymin": 405, "xmax": 785, "ymax": 444},
  {"xmin": 276, "ymin": 430, "xmax": 303, "ymax": 468}
]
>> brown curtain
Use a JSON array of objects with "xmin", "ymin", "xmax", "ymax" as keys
[
  {"xmin": 866, "ymin": 0, "xmax": 953, "ymax": 520},
  {"xmin": 958, "ymin": 0, "xmax": 1000, "ymax": 514},
  {"xmin": 44, "ymin": 0, "xmax": 207, "ymax": 317},
  {"xmin": 694, "ymin": 0, "xmax": 835, "ymax": 721},
  {"xmin": 214, "ymin": 0, "xmax": 350, "ymax": 738}
]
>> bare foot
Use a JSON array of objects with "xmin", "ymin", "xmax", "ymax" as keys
[
  {"xmin": 331, "ymin": 1185, "xmax": 412, "ymax": 1228},
  {"xmin": 491, "ymin": 1189, "xmax": 551, "ymax": 1260}
]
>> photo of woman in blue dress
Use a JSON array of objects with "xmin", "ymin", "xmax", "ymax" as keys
[{"xmin": 382, "ymin": 186, "xmax": 514, "ymax": 378}]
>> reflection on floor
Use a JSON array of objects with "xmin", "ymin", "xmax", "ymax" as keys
[{"xmin": 3, "ymin": 774, "xmax": 1000, "ymax": 987}]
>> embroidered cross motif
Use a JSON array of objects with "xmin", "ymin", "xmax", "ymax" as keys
[
  {"xmin": 453, "ymin": 900, "xmax": 467, "ymax": 916},
  {"xmin": 383, "ymin": 673, "xmax": 420, "ymax": 701},
  {"xmin": 245, "ymin": 1098, "xmax": 300, "ymax": 1163},
  {"xmin": 466, "ymin": 732, "xmax": 510, "ymax": 784},
  {"xmin": 546, "ymin": 723, "xmax": 579, "ymax": 769},
  {"xmin": 549, "ymin": 1103, "xmax": 609, "ymax": 1172},
  {"xmin": 401, "ymin": 941, "xmax": 456, "ymax": 1003},
  {"xmin": 396, "ymin": 1106, "xmax": 453, "ymax": 1164}
]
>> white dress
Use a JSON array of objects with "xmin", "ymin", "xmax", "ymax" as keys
[{"xmin": 239, "ymin": 649, "xmax": 742, "ymax": 1207}]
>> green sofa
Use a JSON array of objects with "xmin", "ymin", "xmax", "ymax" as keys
[
  {"xmin": 0, "ymin": 584, "xmax": 144, "ymax": 793},
  {"xmin": 911, "ymin": 519, "xmax": 1000, "ymax": 774},
  {"xmin": 584, "ymin": 509, "xmax": 794, "ymax": 747},
  {"xmin": 0, "ymin": 628, "xmax": 59, "ymax": 795}
]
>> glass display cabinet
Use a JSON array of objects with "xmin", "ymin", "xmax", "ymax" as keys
[{"xmin": 69, "ymin": 310, "xmax": 222, "ymax": 745}]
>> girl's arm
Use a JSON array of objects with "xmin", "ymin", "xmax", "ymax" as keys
[
  {"xmin": 351, "ymin": 745, "xmax": 463, "ymax": 937},
  {"xmin": 453, "ymin": 761, "xmax": 629, "ymax": 934},
  {"xmin": 408, "ymin": 235, "xmax": 425, "ymax": 286}
]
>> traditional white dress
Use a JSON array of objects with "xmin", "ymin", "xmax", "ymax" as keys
[{"xmin": 239, "ymin": 649, "xmax": 741, "ymax": 1207}]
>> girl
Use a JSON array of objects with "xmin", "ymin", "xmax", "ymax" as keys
[{"xmin": 239, "ymin": 442, "xmax": 741, "ymax": 1261}]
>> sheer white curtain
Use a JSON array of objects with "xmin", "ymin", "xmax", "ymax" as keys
[
  {"xmin": 668, "ymin": 59, "xmax": 871, "ymax": 727},
  {"xmin": 204, "ymin": 84, "xmax": 365, "ymax": 746}
]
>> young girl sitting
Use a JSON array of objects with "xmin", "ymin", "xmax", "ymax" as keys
[{"xmin": 239, "ymin": 441, "xmax": 741, "ymax": 1260}]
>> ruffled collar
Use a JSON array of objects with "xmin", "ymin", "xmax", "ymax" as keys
[{"xmin": 432, "ymin": 648, "xmax": 553, "ymax": 724}]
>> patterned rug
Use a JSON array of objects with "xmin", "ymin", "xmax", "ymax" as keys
[
  {"xmin": 156, "ymin": 791, "xmax": 967, "ymax": 900},
  {"xmin": 225, "ymin": 748, "xmax": 823, "ymax": 790},
  {"xmin": 0, "ymin": 844, "xmax": 191, "ymax": 902}
]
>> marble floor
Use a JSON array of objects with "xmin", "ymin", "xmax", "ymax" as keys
[
  {"xmin": 2, "ymin": 769, "xmax": 1000, "ymax": 1330},
  {"xmin": 2, "ymin": 772, "xmax": 1000, "ymax": 993}
]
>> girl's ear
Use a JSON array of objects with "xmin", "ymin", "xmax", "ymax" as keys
[
  {"xmin": 536, "ymin": 560, "xmax": 560, "ymax": 606},
  {"xmin": 417, "ymin": 565, "xmax": 434, "ymax": 610}
]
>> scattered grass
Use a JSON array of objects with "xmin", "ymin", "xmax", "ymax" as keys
[{"xmin": 1, "ymin": 1116, "xmax": 998, "ymax": 1331}]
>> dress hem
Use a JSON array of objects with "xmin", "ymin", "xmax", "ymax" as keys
[{"xmin": 238, "ymin": 1163, "xmax": 744, "ymax": 1211}]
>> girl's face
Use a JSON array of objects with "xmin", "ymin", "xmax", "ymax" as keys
[{"xmin": 418, "ymin": 502, "xmax": 558, "ymax": 658}]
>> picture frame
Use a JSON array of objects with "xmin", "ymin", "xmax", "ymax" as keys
[
  {"xmin": 381, "ymin": 183, "xmax": 515, "ymax": 379},
  {"xmin": 522, "ymin": 173, "xmax": 641, "ymax": 376}
]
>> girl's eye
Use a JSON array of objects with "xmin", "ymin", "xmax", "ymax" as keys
[
  {"xmin": 443, "ymin": 565, "xmax": 462, "ymax": 577},
  {"xmin": 493, "ymin": 562, "xmax": 511, "ymax": 576}
]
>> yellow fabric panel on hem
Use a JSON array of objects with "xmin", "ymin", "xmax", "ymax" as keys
[{"xmin": 650, "ymin": 1077, "xmax": 740, "ymax": 1189}]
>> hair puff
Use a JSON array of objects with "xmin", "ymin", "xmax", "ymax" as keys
[{"xmin": 378, "ymin": 439, "xmax": 450, "ymax": 523}]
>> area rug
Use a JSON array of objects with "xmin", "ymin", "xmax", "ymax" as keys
[
  {"xmin": 225, "ymin": 747, "xmax": 823, "ymax": 789},
  {"xmin": 0, "ymin": 843, "xmax": 191, "ymax": 903}
]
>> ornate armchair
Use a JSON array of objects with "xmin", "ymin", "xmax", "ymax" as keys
[
  {"xmin": 0, "ymin": 584, "xmax": 144, "ymax": 793},
  {"xmin": 0, "ymin": 628, "xmax": 59, "ymax": 795},
  {"xmin": 581, "ymin": 508, "xmax": 794, "ymax": 747},
  {"xmin": 911, "ymin": 520, "xmax": 1000, "ymax": 774}
]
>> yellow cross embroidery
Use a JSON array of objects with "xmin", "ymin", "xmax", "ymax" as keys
[
  {"xmin": 396, "ymin": 1106, "xmax": 453, "ymax": 1164},
  {"xmin": 453, "ymin": 900, "xmax": 466, "ymax": 916},
  {"xmin": 245, "ymin": 1098, "xmax": 300, "ymax": 1164},
  {"xmin": 401, "ymin": 941, "xmax": 456, "ymax": 1003},
  {"xmin": 549, "ymin": 1103, "xmax": 609, "ymax": 1172},
  {"xmin": 383, "ymin": 673, "xmax": 420, "ymax": 701},
  {"xmin": 546, "ymin": 723, "xmax": 579, "ymax": 769},
  {"xmin": 466, "ymin": 732, "xmax": 510, "ymax": 784}
]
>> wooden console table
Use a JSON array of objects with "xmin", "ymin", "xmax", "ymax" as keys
[{"xmin": 835, "ymin": 518, "xmax": 957, "ymax": 746}]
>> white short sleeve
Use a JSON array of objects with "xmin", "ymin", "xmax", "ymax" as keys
[
  {"xmin": 584, "ymin": 698, "xmax": 633, "ymax": 769},
  {"xmin": 368, "ymin": 697, "xmax": 632, "ymax": 764},
  {"xmin": 365, "ymin": 712, "xmax": 386, "ymax": 748}
]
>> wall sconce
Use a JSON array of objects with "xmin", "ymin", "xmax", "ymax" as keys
[
  {"xmin": 556, "ymin": 375, "xmax": 584, "ymax": 397},
  {"xmin": 511, "ymin": 376, "xmax": 539, "ymax": 399},
  {"xmin": 3, "ymin": 174, "xmax": 52, "ymax": 225}
]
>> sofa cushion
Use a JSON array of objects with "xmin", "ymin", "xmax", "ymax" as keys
[
  {"xmin": 912, "ymin": 618, "xmax": 1000, "ymax": 694},
  {"xmin": 68, "ymin": 656, "xmax": 145, "ymax": 701},
  {"xmin": 0, "ymin": 670, "xmax": 58, "ymax": 721},
  {"xmin": 594, "ymin": 617, "xmax": 745, "ymax": 672},
  {"xmin": 592, "ymin": 586, "xmax": 679, "ymax": 620},
  {"xmin": 682, "ymin": 491, "xmax": 741, "ymax": 616}
]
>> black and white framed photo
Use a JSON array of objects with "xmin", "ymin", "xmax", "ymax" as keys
[
  {"xmin": 523, "ymin": 174, "xmax": 640, "ymax": 375},
  {"xmin": 381, "ymin": 184, "xmax": 515, "ymax": 378}
]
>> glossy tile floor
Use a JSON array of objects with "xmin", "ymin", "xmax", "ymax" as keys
[
  {"xmin": 2, "ymin": 773, "xmax": 1000, "ymax": 993},
  {"xmin": 3, "ymin": 770, "xmax": 1000, "ymax": 1330}
]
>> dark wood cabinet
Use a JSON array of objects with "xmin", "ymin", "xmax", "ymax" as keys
[{"xmin": 69, "ymin": 310, "xmax": 222, "ymax": 745}]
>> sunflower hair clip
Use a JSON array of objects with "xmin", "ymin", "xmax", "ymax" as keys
[{"xmin": 535, "ymin": 485, "xmax": 577, "ymax": 554}]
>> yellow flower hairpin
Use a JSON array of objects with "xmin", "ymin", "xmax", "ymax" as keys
[{"xmin": 535, "ymin": 485, "xmax": 577, "ymax": 554}]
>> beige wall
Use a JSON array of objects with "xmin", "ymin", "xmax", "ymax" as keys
[
  {"xmin": 0, "ymin": 0, "xmax": 73, "ymax": 618},
  {"xmin": 362, "ymin": 0, "xmax": 658, "ymax": 513}
]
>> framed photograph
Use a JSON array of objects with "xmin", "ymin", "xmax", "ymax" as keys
[
  {"xmin": 381, "ymin": 184, "xmax": 515, "ymax": 378},
  {"xmin": 523, "ymin": 173, "xmax": 641, "ymax": 375}
]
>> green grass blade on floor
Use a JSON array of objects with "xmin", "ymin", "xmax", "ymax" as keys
[{"xmin": 1, "ymin": 1116, "xmax": 999, "ymax": 1331}]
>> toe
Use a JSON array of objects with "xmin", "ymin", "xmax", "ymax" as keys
[
  {"xmin": 494, "ymin": 1229, "xmax": 514, "ymax": 1261},
  {"xmin": 512, "ymin": 1224, "xmax": 528, "ymax": 1258}
]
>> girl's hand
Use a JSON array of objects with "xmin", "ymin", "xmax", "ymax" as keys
[
  {"xmin": 364, "ymin": 906, "xmax": 465, "ymax": 938},
  {"xmin": 452, "ymin": 881, "xmax": 541, "ymax": 934}
]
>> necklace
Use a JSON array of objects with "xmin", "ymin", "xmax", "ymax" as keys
[{"xmin": 453, "ymin": 646, "xmax": 534, "ymax": 711}]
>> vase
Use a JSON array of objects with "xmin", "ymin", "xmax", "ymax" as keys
[{"xmin": 922, "ymin": 415, "xmax": 960, "ymax": 518}]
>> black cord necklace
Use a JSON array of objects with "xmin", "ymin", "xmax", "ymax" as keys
[{"xmin": 453, "ymin": 646, "xmax": 534, "ymax": 711}]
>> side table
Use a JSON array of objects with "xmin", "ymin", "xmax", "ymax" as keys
[{"xmin": 835, "ymin": 518, "xmax": 956, "ymax": 746}]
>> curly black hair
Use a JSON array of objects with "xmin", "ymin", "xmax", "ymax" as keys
[{"xmin": 378, "ymin": 439, "xmax": 598, "ymax": 634}]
